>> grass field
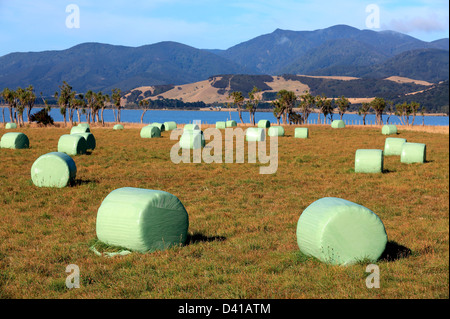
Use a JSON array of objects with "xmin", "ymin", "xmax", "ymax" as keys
[{"xmin": 0, "ymin": 123, "xmax": 448, "ymax": 299}]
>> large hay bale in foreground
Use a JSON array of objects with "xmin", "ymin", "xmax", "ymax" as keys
[
  {"xmin": 331, "ymin": 120, "xmax": 345, "ymax": 128},
  {"xmin": 164, "ymin": 121, "xmax": 177, "ymax": 131},
  {"xmin": 179, "ymin": 130, "xmax": 205, "ymax": 149},
  {"xmin": 355, "ymin": 149, "xmax": 384, "ymax": 173},
  {"xmin": 184, "ymin": 123, "xmax": 200, "ymax": 131},
  {"xmin": 113, "ymin": 124, "xmax": 124, "ymax": 130},
  {"xmin": 268, "ymin": 126, "xmax": 285, "ymax": 137},
  {"xmin": 96, "ymin": 187, "xmax": 189, "ymax": 253},
  {"xmin": 72, "ymin": 132, "xmax": 96, "ymax": 151},
  {"xmin": 58, "ymin": 134, "xmax": 87, "ymax": 156},
  {"xmin": 258, "ymin": 120, "xmax": 271, "ymax": 128},
  {"xmin": 296, "ymin": 197, "xmax": 388, "ymax": 265},
  {"xmin": 226, "ymin": 120, "xmax": 237, "ymax": 128},
  {"xmin": 78, "ymin": 123, "xmax": 90, "ymax": 129},
  {"xmin": 70, "ymin": 126, "xmax": 90, "ymax": 134},
  {"xmin": 216, "ymin": 121, "xmax": 226, "ymax": 129},
  {"xmin": 149, "ymin": 123, "xmax": 165, "ymax": 132},
  {"xmin": 401, "ymin": 142, "xmax": 426, "ymax": 164},
  {"xmin": 5, "ymin": 123, "xmax": 17, "ymax": 129},
  {"xmin": 384, "ymin": 137, "xmax": 406, "ymax": 156},
  {"xmin": 295, "ymin": 127, "xmax": 309, "ymax": 139},
  {"xmin": 140, "ymin": 126, "xmax": 161, "ymax": 138},
  {"xmin": 31, "ymin": 152, "xmax": 77, "ymax": 188},
  {"xmin": 381, "ymin": 125, "xmax": 398, "ymax": 135},
  {"xmin": 246, "ymin": 127, "xmax": 265, "ymax": 142},
  {"xmin": 1, "ymin": 132, "xmax": 29, "ymax": 149}
]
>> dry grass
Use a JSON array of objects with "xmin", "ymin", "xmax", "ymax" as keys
[{"xmin": 0, "ymin": 124, "xmax": 448, "ymax": 299}]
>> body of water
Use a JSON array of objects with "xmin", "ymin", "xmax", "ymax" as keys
[{"xmin": 2, "ymin": 108, "xmax": 449, "ymax": 126}]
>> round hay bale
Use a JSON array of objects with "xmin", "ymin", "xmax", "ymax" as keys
[
  {"xmin": 331, "ymin": 120, "xmax": 345, "ymax": 128},
  {"xmin": 225, "ymin": 120, "xmax": 237, "ymax": 128},
  {"xmin": 113, "ymin": 124, "xmax": 124, "ymax": 130},
  {"xmin": 5, "ymin": 122, "xmax": 17, "ymax": 129},
  {"xmin": 1, "ymin": 132, "xmax": 29, "ymax": 149},
  {"xmin": 216, "ymin": 121, "xmax": 226, "ymax": 129},
  {"xmin": 96, "ymin": 187, "xmax": 189, "ymax": 253},
  {"xmin": 30, "ymin": 152, "xmax": 77, "ymax": 188},
  {"xmin": 70, "ymin": 126, "xmax": 90, "ymax": 134},
  {"xmin": 295, "ymin": 127, "xmax": 309, "ymax": 138},
  {"xmin": 78, "ymin": 123, "xmax": 90, "ymax": 129},
  {"xmin": 163, "ymin": 121, "xmax": 177, "ymax": 131},
  {"xmin": 401, "ymin": 142, "xmax": 426, "ymax": 164},
  {"xmin": 384, "ymin": 137, "xmax": 407, "ymax": 156},
  {"xmin": 149, "ymin": 122, "xmax": 165, "ymax": 132},
  {"xmin": 183, "ymin": 123, "xmax": 200, "ymax": 131},
  {"xmin": 72, "ymin": 132, "xmax": 96, "ymax": 151},
  {"xmin": 58, "ymin": 134, "xmax": 87, "ymax": 156},
  {"xmin": 381, "ymin": 125, "xmax": 398, "ymax": 135},
  {"xmin": 258, "ymin": 120, "xmax": 271, "ymax": 128},
  {"xmin": 268, "ymin": 126, "xmax": 285, "ymax": 137},
  {"xmin": 246, "ymin": 127, "xmax": 265, "ymax": 142},
  {"xmin": 179, "ymin": 130, "xmax": 205, "ymax": 149},
  {"xmin": 140, "ymin": 126, "xmax": 161, "ymax": 138},
  {"xmin": 296, "ymin": 197, "xmax": 388, "ymax": 265},
  {"xmin": 355, "ymin": 149, "xmax": 384, "ymax": 173}
]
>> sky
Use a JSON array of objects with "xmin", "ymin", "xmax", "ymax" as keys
[{"xmin": 0, "ymin": 0, "xmax": 448, "ymax": 56}]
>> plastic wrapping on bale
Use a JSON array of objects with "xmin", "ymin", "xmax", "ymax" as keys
[
  {"xmin": 295, "ymin": 127, "xmax": 309, "ymax": 138},
  {"xmin": 149, "ymin": 123, "xmax": 165, "ymax": 132},
  {"xmin": 5, "ymin": 123, "xmax": 17, "ymax": 129},
  {"xmin": 1, "ymin": 132, "xmax": 29, "ymax": 149},
  {"xmin": 246, "ymin": 127, "xmax": 265, "ymax": 142},
  {"xmin": 184, "ymin": 124, "xmax": 200, "ymax": 131},
  {"xmin": 331, "ymin": 120, "xmax": 345, "ymax": 128},
  {"xmin": 355, "ymin": 149, "xmax": 384, "ymax": 173},
  {"xmin": 179, "ymin": 130, "xmax": 205, "ymax": 149},
  {"xmin": 296, "ymin": 197, "xmax": 388, "ymax": 266},
  {"xmin": 216, "ymin": 121, "xmax": 226, "ymax": 129},
  {"xmin": 31, "ymin": 152, "xmax": 77, "ymax": 188},
  {"xmin": 96, "ymin": 187, "xmax": 189, "ymax": 253},
  {"xmin": 72, "ymin": 132, "xmax": 96, "ymax": 151},
  {"xmin": 268, "ymin": 126, "xmax": 285, "ymax": 137},
  {"xmin": 258, "ymin": 120, "xmax": 271, "ymax": 128},
  {"xmin": 401, "ymin": 143, "xmax": 426, "ymax": 164},
  {"xmin": 113, "ymin": 124, "xmax": 124, "ymax": 130},
  {"xmin": 163, "ymin": 121, "xmax": 177, "ymax": 131},
  {"xmin": 384, "ymin": 138, "xmax": 406, "ymax": 156},
  {"xmin": 140, "ymin": 126, "xmax": 161, "ymax": 138},
  {"xmin": 78, "ymin": 123, "xmax": 90, "ymax": 129},
  {"xmin": 70, "ymin": 126, "xmax": 90, "ymax": 134},
  {"xmin": 226, "ymin": 120, "xmax": 237, "ymax": 128},
  {"xmin": 381, "ymin": 125, "xmax": 397, "ymax": 135},
  {"xmin": 58, "ymin": 134, "xmax": 87, "ymax": 156}
]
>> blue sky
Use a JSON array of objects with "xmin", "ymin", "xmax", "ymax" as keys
[{"xmin": 0, "ymin": 0, "xmax": 448, "ymax": 56}]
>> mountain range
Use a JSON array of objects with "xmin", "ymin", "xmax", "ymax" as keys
[{"xmin": 0, "ymin": 24, "xmax": 448, "ymax": 96}]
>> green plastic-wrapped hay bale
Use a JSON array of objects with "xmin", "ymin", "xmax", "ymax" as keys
[
  {"xmin": 296, "ymin": 197, "xmax": 388, "ymax": 266},
  {"xmin": 149, "ymin": 123, "xmax": 165, "ymax": 132},
  {"xmin": 295, "ymin": 127, "xmax": 309, "ymax": 138},
  {"xmin": 113, "ymin": 124, "xmax": 124, "ymax": 130},
  {"xmin": 355, "ymin": 149, "xmax": 384, "ymax": 173},
  {"xmin": 78, "ymin": 123, "xmax": 90, "ymax": 129},
  {"xmin": 268, "ymin": 126, "xmax": 285, "ymax": 137},
  {"xmin": 381, "ymin": 125, "xmax": 397, "ymax": 135},
  {"xmin": 179, "ymin": 130, "xmax": 205, "ymax": 149},
  {"xmin": 30, "ymin": 152, "xmax": 77, "ymax": 188},
  {"xmin": 140, "ymin": 126, "xmax": 161, "ymax": 138},
  {"xmin": 226, "ymin": 120, "xmax": 237, "ymax": 128},
  {"xmin": 331, "ymin": 120, "xmax": 345, "ymax": 128},
  {"xmin": 96, "ymin": 187, "xmax": 189, "ymax": 253},
  {"xmin": 184, "ymin": 123, "xmax": 200, "ymax": 131},
  {"xmin": 246, "ymin": 127, "xmax": 265, "ymax": 142},
  {"xmin": 1, "ymin": 132, "xmax": 30, "ymax": 149},
  {"xmin": 384, "ymin": 137, "xmax": 407, "ymax": 156},
  {"xmin": 5, "ymin": 122, "xmax": 17, "ymax": 129},
  {"xmin": 163, "ymin": 121, "xmax": 177, "ymax": 131},
  {"xmin": 57, "ymin": 134, "xmax": 87, "ymax": 156},
  {"xmin": 72, "ymin": 132, "xmax": 96, "ymax": 151},
  {"xmin": 216, "ymin": 121, "xmax": 226, "ymax": 129},
  {"xmin": 401, "ymin": 142, "xmax": 426, "ymax": 164},
  {"xmin": 70, "ymin": 126, "xmax": 90, "ymax": 134},
  {"xmin": 258, "ymin": 120, "xmax": 271, "ymax": 128}
]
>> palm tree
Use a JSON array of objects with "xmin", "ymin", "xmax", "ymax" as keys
[
  {"xmin": 139, "ymin": 99, "xmax": 150, "ymax": 123},
  {"xmin": 299, "ymin": 91, "xmax": 316, "ymax": 124},
  {"xmin": 321, "ymin": 98, "xmax": 333, "ymax": 124},
  {"xmin": 112, "ymin": 88, "xmax": 122, "ymax": 123},
  {"xmin": 16, "ymin": 87, "xmax": 27, "ymax": 127},
  {"xmin": 277, "ymin": 89, "xmax": 297, "ymax": 124},
  {"xmin": 410, "ymin": 101, "xmax": 420, "ymax": 126},
  {"xmin": 358, "ymin": 102, "xmax": 371, "ymax": 125},
  {"xmin": 272, "ymin": 100, "xmax": 284, "ymax": 125},
  {"xmin": 25, "ymin": 85, "xmax": 36, "ymax": 123},
  {"xmin": 395, "ymin": 102, "xmax": 412, "ymax": 126},
  {"xmin": 336, "ymin": 96, "xmax": 350, "ymax": 120},
  {"xmin": 246, "ymin": 86, "xmax": 260, "ymax": 126},
  {"xmin": 229, "ymin": 91, "xmax": 245, "ymax": 124},
  {"xmin": 369, "ymin": 97, "xmax": 386, "ymax": 125},
  {"xmin": 54, "ymin": 81, "xmax": 75, "ymax": 127},
  {"xmin": 1, "ymin": 88, "xmax": 17, "ymax": 124}
]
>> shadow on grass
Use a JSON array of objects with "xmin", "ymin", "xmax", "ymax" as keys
[
  {"xmin": 185, "ymin": 232, "xmax": 226, "ymax": 246},
  {"xmin": 72, "ymin": 179, "xmax": 99, "ymax": 186},
  {"xmin": 380, "ymin": 240, "xmax": 412, "ymax": 262},
  {"xmin": 382, "ymin": 169, "xmax": 396, "ymax": 173}
]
